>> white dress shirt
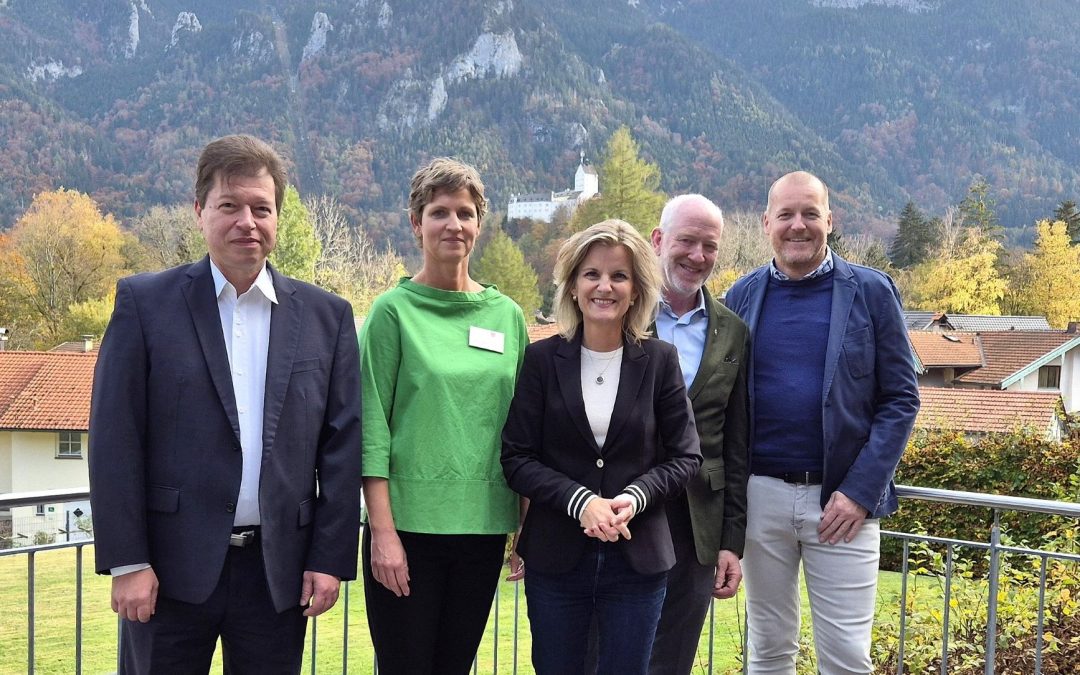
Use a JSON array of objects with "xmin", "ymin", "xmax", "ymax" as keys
[{"xmin": 210, "ymin": 260, "xmax": 276, "ymax": 527}]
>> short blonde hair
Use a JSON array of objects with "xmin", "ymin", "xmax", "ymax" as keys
[{"xmin": 552, "ymin": 219, "xmax": 661, "ymax": 343}]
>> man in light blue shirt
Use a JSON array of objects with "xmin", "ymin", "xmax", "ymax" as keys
[{"xmin": 648, "ymin": 194, "xmax": 751, "ymax": 675}]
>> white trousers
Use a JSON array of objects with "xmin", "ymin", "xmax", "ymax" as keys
[{"xmin": 743, "ymin": 475, "xmax": 880, "ymax": 675}]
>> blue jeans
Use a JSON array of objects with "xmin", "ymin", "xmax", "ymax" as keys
[{"xmin": 525, "ymin": 543, "xmax": 667, "ymax": 675}]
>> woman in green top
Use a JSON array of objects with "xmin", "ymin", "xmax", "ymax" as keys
[{"xmin": 359, "ymin": 158, "xmax": 528, "ymax": 675}]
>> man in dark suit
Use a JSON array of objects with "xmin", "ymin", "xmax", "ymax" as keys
[
  {"xmin": 725, "ymin": 171, "xmax": 918, "ymax": 674},
  {"xmin": 647, "ymin": 195, "xmax": 750, "ymax": 675},
  {"xmin": 88, "ymin": 135, "xmax": 362, "ymax": 674}
]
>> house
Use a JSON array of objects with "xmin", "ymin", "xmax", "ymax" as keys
[
  {"xmin": 507, "ymin": 153, "xmax": 599, "ymax": 223},
  {"xmin": 908, "ymin": 324, "xmax": 1080, "ymax": 438},
  {"xmin": 0, "ymin": 348, "xmax": 96, "ymax": 546}
]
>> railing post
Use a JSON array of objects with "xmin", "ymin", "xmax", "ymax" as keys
[
  {"xmin": 984, "ymin": 510, "xmax": 1001, "ymax": 675},
  {"xmin": 342, "ymin": 580, "xmax": 349, "ymax": 675},
  {"xmin": 28, "ymin": 550, "xmax": 35, "ymax": 675}
]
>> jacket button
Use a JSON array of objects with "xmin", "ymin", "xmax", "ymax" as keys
[
  {"xmin": 226, "ymin": 502, "xmax": 235, "ymax": 513},
  {"xmin": 596, "ymin": 458, "xmax": 604, "ymax": 468}
]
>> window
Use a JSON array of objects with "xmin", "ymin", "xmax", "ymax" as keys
[
  {"xmin": 1038, "ymin": 365, "xmax": 1061, "ymax": 389},
  {"xmin": 57, "ymin": 431, "xmax": 82, "ymax": 458},
  {"xmin": 35, "ymin": 505, "xmax": 45, "ymax": 516}
]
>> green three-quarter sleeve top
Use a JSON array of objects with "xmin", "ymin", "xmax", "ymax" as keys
[{"xmin": 360, "ymin": 278, "xmax": 528, "ymax": 534}]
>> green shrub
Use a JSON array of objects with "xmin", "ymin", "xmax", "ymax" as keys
[{"xmin": 885, "ymin": 429, "xmax": 1080, "ymax": 569}]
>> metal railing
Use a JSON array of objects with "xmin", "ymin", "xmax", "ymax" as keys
[{"xmin": 2, "ymin": 485, "xmax": 1079, "ymax": 674}]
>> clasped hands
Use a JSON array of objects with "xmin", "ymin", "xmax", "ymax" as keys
[{"xmin": 580, "ymin": 495, "xmax": 635, "ymax": 542}]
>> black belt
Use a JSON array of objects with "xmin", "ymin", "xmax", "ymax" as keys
[
  {"xmin": 229, "ymin": 526, "xmax": 260, "ymax": 548},
  {"xmin": 763, "ymin": 471, "xmax": 823, "ymax": 485}
]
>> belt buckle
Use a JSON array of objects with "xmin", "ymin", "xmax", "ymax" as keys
[{"xmin": 229, "ymin": 530, "xmax": 255, "ymax": 548}]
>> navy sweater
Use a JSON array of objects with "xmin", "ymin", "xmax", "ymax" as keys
[{"xmin": 750, "ymin": 272, "xmax": 833, "ymax": 476}]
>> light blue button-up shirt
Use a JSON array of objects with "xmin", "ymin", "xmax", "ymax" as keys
[{"xmin": 655, "ymin": 289, "xmax": 709, "ymax": 388}]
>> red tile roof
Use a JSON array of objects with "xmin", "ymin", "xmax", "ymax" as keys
[
  {"xmin": 527, "ymin": 323, "xmax": 561, "ymax": 343},
  {"xmin": 916, "ymin": 386, "xmax": 1061, "ymax": 435},
  {"xmin": 952, "ymin": 331, "xmax": 1077, "ymax": 385},
  {"xmin": 909, "ymin": 331, "xmax": 983, "ymax": 368},
  {"xmin": 0, "ymin": 351, "xmax": 97, "ymax": 431}
]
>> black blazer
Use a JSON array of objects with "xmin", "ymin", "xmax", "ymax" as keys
[
  {"xmin": 89, "ymin": 257, "xmax": 362, "ymax": 613},
  {"xmin": 501, "ymin": 331, "xmax": 702, "ymax": 575}
]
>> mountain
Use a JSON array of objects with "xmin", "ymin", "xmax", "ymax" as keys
[{"xmin": 0, "ymin": 0, "xmax": 1077, "ymax": 248}]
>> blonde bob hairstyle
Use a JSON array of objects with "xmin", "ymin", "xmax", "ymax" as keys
[{"xmin": 552, "ymin": 219, "xmax": 661, "ymax": 344}]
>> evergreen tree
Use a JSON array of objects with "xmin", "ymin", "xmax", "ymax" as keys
[
  {"xmin": 270, "ymin": 185, "xmax": 321, "ymax": 282},
  {"xmin": 571, "ymin": 127, "xmax": 667, "ymax": 237},
  {"xmin": 957, "ymin": 176, "xmax": 1003, "ymax": 241},
  {"xmin": 1053, "ymin": 200, "xmax": 1080, "ymax": 245},
  {"xmin": 1014, "ymin": 220, "xmax": 1080, "ymax": 328},
  {"xmin": 472, "ymin": 230, "xmax": 542, "ymax": 321},
  {"xmin": 889, "ymin": 200, "xmax": 937, "ymax": 268}
]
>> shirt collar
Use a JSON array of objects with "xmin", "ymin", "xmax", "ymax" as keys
[
  {"xmin": 659, "ymin": 287, "xmax": 708, "ymax": 319},
  {"xmin": 769, "ymin": 247, "xmax": 834, "ymax": 282},
  {"xmin": 209, "ymin": 259, "xmax": 278, "ymax": 304}
]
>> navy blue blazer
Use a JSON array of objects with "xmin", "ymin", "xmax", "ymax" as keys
[
  {"xmin": 724, "ymin": 254, "xmax": 919, "ymax": 518},
  {"xmin": 89, "ymin": 257, "xmax": 362, "ymax": 612},
  {"xmin": 501, "ymin": 331, "xmax": 702, "ymax": 575}
]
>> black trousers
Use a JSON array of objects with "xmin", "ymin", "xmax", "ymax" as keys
[
  {"xmin": 648, "ymin": 496, "xmax": 716, "ymax": 675},
  {"xmin": 362, "ymin": 527, "xmax": 506, "ymax": 675},
  {"xmin": 119, "ymin": 534, "xmax": 308, "ymax": 675}
]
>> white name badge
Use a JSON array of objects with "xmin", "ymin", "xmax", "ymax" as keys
[{"xmin": 469, "ymin": 326, "xmax": 505, "ymax": 354}]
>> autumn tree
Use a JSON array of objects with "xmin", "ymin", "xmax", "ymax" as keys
[
  {"xmin": 307, "ymin": 195, "xmax": 404, "ymax": 317},
  {"xmin": 571, "ymin": 127, "xmax": 667, "ymax": 237},
  {"xmin": 130, "ymin": 204, "xmax": 205, "ymax": 270},
  {"xmin": 0, "ymin": 189, "xmax": 127, "ymax": 347},
  {"xmin": 1012, "ymin": 220, "xmax": 1080, "ymax": 327},
  {"xmin": 472, "ymin": 230, "xmax": 541, "ymax": 321},
  {"xmin": 905, "ymin": 227, "xmax": 1007, "ymax": 315},
  {"xmin": 1053, "ymin": 200, "xmax": 1080, "ymax": 245},
  {"xmin": 270, "ymin": 185, "xmax": 321, "ymax": 282},
  {"xmin": 888, "ymin": 201, "xmax": 937, "ymax": 268}
]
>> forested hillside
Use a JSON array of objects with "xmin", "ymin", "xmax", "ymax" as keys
[{"xmin": 0, "ymin": 0, "xmax": 1077, "ymax": 247}]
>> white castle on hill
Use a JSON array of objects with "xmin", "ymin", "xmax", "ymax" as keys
[{"xmin": 507, "ymin": 153, "xmax": 598, "ymax": 223}]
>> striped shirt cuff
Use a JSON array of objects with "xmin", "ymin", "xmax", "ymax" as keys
[
  {"xmin": 620, "ymin": 484, "xmax": 647, "ymax": 516},
  {"xmin": 568, "ymin": 487, "xmax": 598, "ymax": 521}
]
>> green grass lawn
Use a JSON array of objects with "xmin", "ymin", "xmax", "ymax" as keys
[{"xmin": 1, "ymin": 545, "xmax": 912, "ymax": 674}]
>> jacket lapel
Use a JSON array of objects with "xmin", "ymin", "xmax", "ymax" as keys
[
  {"xmin": 688, "ymin": 288, "xmax": 723, "ymax": 402},
  {"xmin": 823, "ymin": 256, "xmax": 857, "ymax": 403},
  {"xmin": 182, "ymin": 257, "xmax": 241, "ymax": 444},
  {"xmin": 603, "ymin": 337, "xmax": 647, "ymax": 452},
  {"xmin": 554, "ymin": 331, "xmax": 602, "ymax": 454},
  {"xmin": 261, "ymin": 266, "xmax": 300, "ymax": 455}
]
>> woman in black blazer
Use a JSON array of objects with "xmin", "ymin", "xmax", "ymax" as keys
[{"xmin": 501, "ymin": 219, "xmax": 702, "ymax": 675}]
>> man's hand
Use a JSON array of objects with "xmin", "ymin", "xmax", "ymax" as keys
[
  {"xmin": 111, "ymin": 567, "xmax": 159, "ymax": 623},
  {"xmin": 712, "ymin": 550, "xmax": 742, "ymax": 599},
  {"xmin": 369, "ymin": 527, "xmax": 411, "ymax": 597},
  {"xmin": 300, "ymin": 571, "xmax": 341, "ymax": 617},
  {"xmin": 818, "ymin": 490, "xmax": 869, "ymax": 544}
]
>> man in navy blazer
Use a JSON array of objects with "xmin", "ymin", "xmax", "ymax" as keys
[
  {"xmin": 724, "ymin": 171, "xmax": 918, "ymax": 674},
  {"xmin": 89, "ymin": 135, "xmax": 362, "ymax": 674}
]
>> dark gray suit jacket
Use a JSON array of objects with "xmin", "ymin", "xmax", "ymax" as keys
[{"xmin": 89, "ymin": 257, "xmax": 362, "ymax": 612}]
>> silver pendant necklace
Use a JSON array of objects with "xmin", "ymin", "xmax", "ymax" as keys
[{"xmin": 584, "ymin": 348, "xmax": 620, "ymax": 385}]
